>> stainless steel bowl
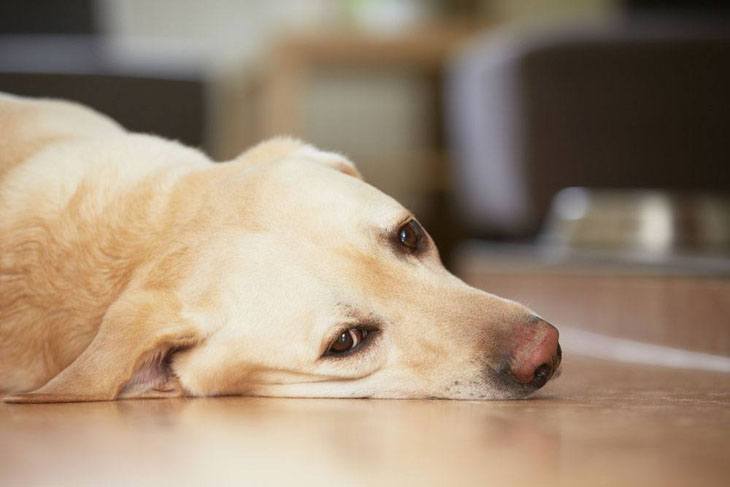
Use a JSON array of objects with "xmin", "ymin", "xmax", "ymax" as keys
[{"xmin": 541, "ymin": 188, "xmax": 730, "ymax": 256}]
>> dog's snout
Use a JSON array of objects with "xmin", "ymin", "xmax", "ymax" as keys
[{"xmin": 501, "ymin": 318, "xmax": 561, "ymax": 390}]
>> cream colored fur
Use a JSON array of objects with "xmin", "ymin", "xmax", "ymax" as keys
[{"xmin": 0, "ymin": 93, "xmax": 557, "ymax": 403}]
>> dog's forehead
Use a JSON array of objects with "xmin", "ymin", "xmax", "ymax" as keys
[
  {"xmin": 199, "ymin": 156, "xmax": 420, "ymax": 325},
  {"xmin": 265, "ymin": 157, "xmax": 404, "ymax": 223},
  {"xmin": 206, "ymin": 233, "xmax": 371, "ymax": 331}
]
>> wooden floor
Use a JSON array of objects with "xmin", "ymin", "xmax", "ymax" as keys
[{"xmin": 2, "ymin": 356, "xmax": 728, "ymax": 486}]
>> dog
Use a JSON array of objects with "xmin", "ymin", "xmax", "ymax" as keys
[{"xmin": 0, "ymin": 92, "xmax": 561, "ymax": 403}]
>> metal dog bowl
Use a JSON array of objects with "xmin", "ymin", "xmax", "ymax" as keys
[{"xmin": 541, "ymin": 188, "xmax": 730, "ymax": 256}]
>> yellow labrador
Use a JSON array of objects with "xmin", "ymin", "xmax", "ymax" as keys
[{"xmin": 0, "ymin": 93, "xmax": 560, "ymax": 403}]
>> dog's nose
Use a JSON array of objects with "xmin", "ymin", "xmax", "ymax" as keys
[{"xmin": 503, "ymin": 318, "xmax": 561, "ymax": 389}]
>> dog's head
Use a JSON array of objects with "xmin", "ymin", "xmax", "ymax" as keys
[
  {"xmin": 5, "ymin": 138, "xmax": 560, "ymax": 403},
  {"xmin": 166, "ymin": 139, "xmax": 561, "ymax": 400}
]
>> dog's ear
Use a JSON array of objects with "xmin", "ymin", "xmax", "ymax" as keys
[
  {"xmin": 233, "ymin": 137, "xmax": 362, "ymax": 179},
  {"xmin": 3, "ymin": 291, "xmax": 203, "ymax": 403}
]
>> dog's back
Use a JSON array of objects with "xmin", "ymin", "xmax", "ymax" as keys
[
  {"xmin": 0, "ymin": 93, "xmax": 209, "ymax": 393},
  {"xmin": 0, "ymin": 93, "xmax": 123, "ymax": 179}
]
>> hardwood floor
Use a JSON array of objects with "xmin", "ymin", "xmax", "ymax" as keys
[{"xmin": 2, "ymin": 357, "xmax": 729, "ymax": 486}]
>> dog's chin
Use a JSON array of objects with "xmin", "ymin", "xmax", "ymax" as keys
[
  {"xmin": 433, "ymin": 386, "xmax": 537, "ymax": 401},
  {"xmin": 468, "ymin": 361, "xmax": 561, "ymax": 401},
  {"xmin": 440, "ymin": 370, "xmax": 562, "ymax": 400},
  {"xmin": 184, "ymin": 367, "xmax": 561, "ymax": 400}
]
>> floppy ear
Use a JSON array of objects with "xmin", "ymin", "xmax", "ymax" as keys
[
  {"xmin": 233, "ymin": 137, "xmax": 362, "ymax": 179},
  {"xmin": 3, "ymin": 291, "xmax": 203, "ymax": 403}
]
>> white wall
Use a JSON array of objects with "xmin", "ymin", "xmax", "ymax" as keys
[{"xmin": 97, "ymin": 0, "xmax": 342, "ymax": 72}]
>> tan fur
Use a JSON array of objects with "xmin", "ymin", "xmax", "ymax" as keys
[{"xmin": 0, "ymin": 93, "xmax": 559, "ymax": 403}]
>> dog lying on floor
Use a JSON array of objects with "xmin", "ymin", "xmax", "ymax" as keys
[{"xmin": 0, "ymin": 93, "xmax": 561, "ymax": 403}]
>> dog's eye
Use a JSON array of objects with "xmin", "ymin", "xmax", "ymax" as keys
[
  {"xmin": 326, "ymin": 327, "xmax": 371, "ymax": 356},
  {"xmin": 397, "ymin": 219, "xmax": 423, "ymax": 251}
]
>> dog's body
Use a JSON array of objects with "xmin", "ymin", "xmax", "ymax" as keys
[{"xmin": 0, "ymin": 93, "xmax": 560, "ymax": 403}]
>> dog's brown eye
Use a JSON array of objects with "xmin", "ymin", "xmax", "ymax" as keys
[
  {"xmin": 398, "ymin": 220, "xmax": 423, "ymax": 250},
  {"xmin": 326, "ymin": 327, "xmax": 370, "ymax": 356}
]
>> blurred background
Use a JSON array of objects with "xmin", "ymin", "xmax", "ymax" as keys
[{"xmin": 2, "ymin": 0, "xmax": 729, "ymax": 356}]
